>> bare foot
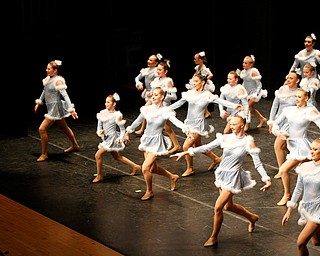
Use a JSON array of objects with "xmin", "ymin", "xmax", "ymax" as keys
[
  {"xmin": 170, "ymin": 174, "xmax": 180, "ymax": 191},
  {"xmin": 203, "ymin": 236, "xmax": 218, "ymax": 247},
  {"xmin": 277, "ymin": 194, "xmax": 291, "ymax": 206},
  {"xmin": 248, "ymin": 214, "xmax": 259, "ymax": 233},
  {"xmin": 182, "ymin": 168, "xmax": 195, "ymax": 177},
  {"xmin": 130, "ymin": 165, "xmax": 141, "ymax": 176},
  {"xmin": 92, "ymin": 175, "xmax": 103, "ymax": 183},
  {"xmin": 141, "ymin": 191, "xmax": 154, "ymax": 201}
]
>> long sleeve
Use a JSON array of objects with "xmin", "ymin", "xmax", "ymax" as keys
[
  {"xmin": 135, "ymin": 70, "xmax": 144, "ymax": 87},
  {"xmin": 290, "ymin": 58, "xmax": 299, "ymax": 72},
  {"xmin": 287, "ymin": 174, "xmax": 303, "ymax": 208},
  {"xmin": 56, "ymin": 85, "xmax": 75, "ymax": 112},
  {"xmin": 272, "ymin": 110, "xmax": 287, "ymax": 135},
  {"xmin": 249, "ymin": 148, "xmax": 271, "ymax": 182},
  {"xmin": 254, "ymin": 78, "xmax": 263, "ymax": 95},
  {"xmin": 116, "ymin": 119, "xmax": 126, "ymax": 141},
  {"xmin": 35, "ymin": 90, "xmax": 45, "ymax": 104},
  {"xmin": 212, "ymin": 97, "xmax": 238, "ymax": 110},
  {"xmin": 268, "ymin": 97, "xmax": 280, "ymax": 122},
  {"xmin": 168, "ymin": 115, "xmax": 187, "ymax": 133},
  {"xmin": 218, "ymin": 93, "xmax": 227, "ymax": 117},
  {"xmin": 188, "ymin": 136, "xmax": 221, "ymax": 156},
  {"xmin": 170, "ymin": 97, "xmax": 187, "ymax": 110},
  {"xmin": 126, "ymin": 113, "xmax": 144, "ymax": 133}
]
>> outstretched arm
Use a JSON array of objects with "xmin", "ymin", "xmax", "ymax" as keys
[{"xmin": 170, "ymin": 151, "xmax": 189, "ymax": 161}]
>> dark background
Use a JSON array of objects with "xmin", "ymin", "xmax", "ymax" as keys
[{"xmin": 5, "ymin": 0, "xmax": 320, "ymax": 136}]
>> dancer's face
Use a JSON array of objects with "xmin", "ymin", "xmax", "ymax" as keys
[{"xmin": 311, "ymin": 141, "xmax": 320, "ymax": 163}]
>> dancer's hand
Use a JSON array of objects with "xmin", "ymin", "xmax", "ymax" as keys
[
  {"xmin": 260, "ymin": 179, "xmax": 271, "ymax": 192},
  {"xmin": 170, "ymin": 151, "xmax": 188, "ymax": 161}
]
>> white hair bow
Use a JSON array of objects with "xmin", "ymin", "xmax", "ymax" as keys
[
  {"xmin": 199, "ymin": 51, "xmax": 205, "ymax": 57},
  {"xmin": 156, "ymin": 53, "xmax": 163, "ymax": 60},
  {"xmin": 250, "ymin": 55, "xmax": 255, "ymax": 62},
  {"xmin": 113, "ymin": 92, "xmax": 120, "ymax": 101},
  {"xmin": 295, "ymin": 68, "xmax": 302, "ymax": 76},
  {"xmin": 54, "ymin": 60, "xmax": 62, "ymax": 66},
  {"xmin": 311, "ymin": 33, "xmax": 317, "ymax": 40}
]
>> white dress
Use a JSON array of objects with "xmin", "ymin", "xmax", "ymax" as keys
[
  {"xmin": 150, "ymin": 76, "xmax": 177, "ymax": 106},
  {"xmin": 185, "ymin": 64, "xmax": 215, "ymax": 93},
  {"xmin": 126, "ymin": 104, "xmax": 187, "ymax": 156},
  {"xmin": 135, "ymin": 66, "xmax": 158, "ymax": 102},
  {"xmin": 287, "ymin": 161, "xmax": 320, "ymax": 225},
  {"xmin": 96, "ymin": 109, "xmax": 126, "ymax": 152},
  {"xmin": 170, "ymin": 90, "xmax": 239, "ymax": 137},
  {"xmin": 267, "ymin": 85, "xmax": 298, "ymax": 132},
  {"xmin": 188, "ymin": 133, "xmax": 270, "ymax": 194},
  {"xmin": 300, "ymin": 76, "xmax": 320, "ymax": 109},
  {"xmin": 35, "ymin": 75, "xmax": 75, "ymax": 120},
  {"xmin": 272, "ymin": 105, "xmax": 320, "ymax": 160},
  {"xmin": 219, "ymin": 83, "xmax": 249, "ymax": 122},
  {"xmin": 289, "ymin": 48, "xmax": 320, "ymax": 78},
  {"xmin": 240, "ymin": 67, "xmax": 268, "ymax": 102}
]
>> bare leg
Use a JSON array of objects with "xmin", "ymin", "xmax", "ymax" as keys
[
  {"xmin": 111, "ymin": 151, "xmax": 141, "ymax": 175},
  {"xmin": 181, "ymin": 134, "xmax": 200, "ymax": 177},
  {"xmin": 135, "ymin": 118, "xmax": 146, "ymax": 135},
  {"xmin": 56, "ymin": 119, "xmax": 80, "ymax": 152},
  {"xmin": 297, "ymin": 221, "xmax": 320, "ymax": 256},
  {"xmin": 140, "ymin": 152, "xmax": 157, "ymax": 200},
  {"xmin": 224, "ymin": 200, "xmax": 259, "ymax": 233},
  {"xmin": 165, "ymin": 121, "xmax": 181, "ymax": 154},
  {"xmin": 37, "ymin": 118, "xmax": 55, "ymax": 161},
  {"xmin": 311, "ymin": 225, "xmax": 320, "ymax": 246},
  {"xmin": 204, "ymin": 108, "xmax": 211, "ymax": 119},
  {"xmin": 152, "ymin": 165, "xmax": 179, "ymax": 191},
  {"xmin": 277, "ymin": 159, "xmax": 300, "ymax": 206},
  {"xmin": 93, "ymin": 147, "xmax": 106, "ymax": 183},
  {"xmin": 204, "ymin": 189, "xmax": 233, "ymax": 247},
  {"xmin": 248, "ymin": 99, "xmax": 266, "ymax": 128},
  {"xmin": 273, "ymin": 137, "xmax": 287, "ymax": 178}
]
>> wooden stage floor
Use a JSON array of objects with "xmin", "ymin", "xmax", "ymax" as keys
[{"xmin": 1, "ymin": 95, "xmax": 320, "ymax": 256}]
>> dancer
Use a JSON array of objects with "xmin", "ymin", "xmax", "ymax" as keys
[
  {"xmin": 134, "ymin": 53, "xmax": 162, "ymax": 135},
  {"xmin": 282, "ymin": 138, "xmax": 320, "ymax": 255},
  {"xmin": 170, "ymin": 69, "xmax": 243, "ymax": 177},
  {"xmin": 218, "ymin": 69, "xmax": 249, "ymax": 134},
  {"xmin": 171, "ymin": 114, "xmax": 271, "ymax": 247},
  {"xmin": 185, "ymin": 51, "xmax": 215, "ymax": 118},
  {"xmin": 300, "ymin": 63, "xmax": 320, "ymax": 109},
  {"xmin": 34, "ymin": 60, "xmax": 80, "ymax": 162},
  {"xmin": 289, "ymin": 33, "xmax": 320, "ymax": 78},
  {"xmin": 149, "ymin": 58, "xmax": 181, "ymax": 154},
  {"xmin": 268, "ymin": 70, "xmax": 301, "ymax": 179},
  {"xmin": 92, "ymin": 93, "xmax": 141, "ymax": 183},
  {"xmin": 240, "ymin": 55, "xmax": 268, "ymax": 130},
  {"xmin": 271, "ymin": 88, "xmax": 320, "ymax": 206},
  {"xmin": 125, "ymin": 87, "xmax": 190, "ymax": 200}
]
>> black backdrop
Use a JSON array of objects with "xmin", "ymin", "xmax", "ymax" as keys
[{"xmin": 4, "ymin": 0, "xmax": 320, "ymax": 136}]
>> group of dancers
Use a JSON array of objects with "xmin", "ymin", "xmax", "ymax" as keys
[{"xmin": 33, "ymin": 33, "xmax": 320, "ymax": 254}]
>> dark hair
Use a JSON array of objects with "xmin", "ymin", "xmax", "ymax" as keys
[{"xmin": 159, "ymin": 59, "xmax": 171, "ymax": 71}]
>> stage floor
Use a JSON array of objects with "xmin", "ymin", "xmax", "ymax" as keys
[{"xmin": 1, "ymin": 96, "xmax": 320, "ymax": 256}]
